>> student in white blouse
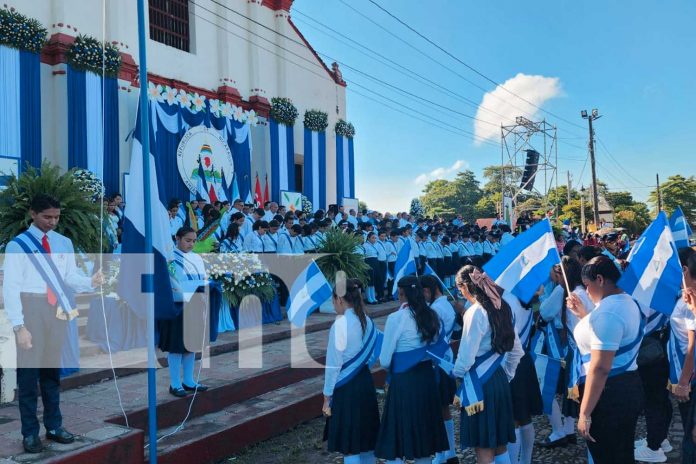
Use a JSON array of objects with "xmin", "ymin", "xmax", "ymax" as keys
[
  {"xmin": 453, "ymin": 265, "xmax": 523, "ymax": 464},
  {"xmin": 566, "ymin": 255, "xmax": 644, "ymax": 464},
  {"xmin": 322, "ymin": 279, "xmax": 380, "ymax": 464},
  {"xmin": 375, "ymin": 276, "xmax": 448, "ymax": 463}
]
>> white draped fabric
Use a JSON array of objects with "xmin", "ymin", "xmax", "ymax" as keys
[
  {"xmin": 85, "ymin": 72, "xmax": 104, "ymax": 176},
  {"xmin": 0, "ymin": 46, "xmax": 21, "ymax": 159}
]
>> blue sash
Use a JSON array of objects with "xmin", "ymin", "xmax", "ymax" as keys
[
  {"xmin": 455, "ymin": 350, "xmax": 504, "ymax": 416},
  {"xmin": 645, "ymin": 310, "xmax": 668, "ymax": 336},
  {"xmin": 12, "ymin": 232, "xmax": 76, "ymax": 318},
  {"xmin": 334, "ymin": 320, "xmax": 383, "ymax": 389},
  {"xmin": 518, "ymin": 311, "xmax": 534, "ymax": 349},
  {"xmin": 667, "ymin": 329, "xmax": 688, "ymax": 392},
  {"xmin": 390, "ymin": 323, "xmax": 449, "ymax": 374}
]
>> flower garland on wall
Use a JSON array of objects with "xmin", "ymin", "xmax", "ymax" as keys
[
  {"xmin": 0, "ymin": 7, "xmax": 47, "ymax": 53},
  {"xmin": 67, "ymin": 34, "xmax": 122, "ymax": 77},
  {"xmin": 335, "ymin": 119, "xmax": 355, "ymax": 138},
  {"xmin": 270, "ymin": 97, "xmax": 298, "ymax": 126},
  {"xmin": 304, "ymin": 109, "xmax": 328, "ymax": 132},
  {"xmin": 147, "ymin": 81, "xmax": 259, "ymax": 126}
]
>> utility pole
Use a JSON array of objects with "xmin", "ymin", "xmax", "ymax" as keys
[
  {"xmin": 656, "ymin": 173, "xmax": 662, "ymax": 213},
  {"xmin": 567, "ymin": 171, "xmax": 572, "ymax": 205},
  {"xmin": 580, "ymin": 186, "xmax": 586, "ymax": 234},
  {"xmin": 581, "ymin": 109, "xmax": 602, "ymax": 228}
]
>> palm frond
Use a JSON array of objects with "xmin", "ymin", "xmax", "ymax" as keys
[{"xmin": 316, "ymin": 228, "xmax": 369, "ymax": 286}]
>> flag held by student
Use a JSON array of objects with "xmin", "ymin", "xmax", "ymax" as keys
[
  {"xmin": 670, "ymin": 206, "xmax": 693, "ymax": 249},
  {"xmin": 287, "ymin": 261, "xmax": 333, "ymax": 327},
  {"xmin": 483, "ymin": 218, "xmax": 560, "ymax": 304},
  {"xmin": 392, "ymin": 240, "xmax": 417, "ymax": 299},
  {"xmin": 619, "ymin": 211, "xmax": 682, "ymax": 316}
]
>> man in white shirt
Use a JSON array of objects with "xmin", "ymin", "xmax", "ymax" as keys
[
  {"xmin": 263, "ymin": 201, "xmax": 278, "ymax": 222},
  {"xmin": 347, "ymin": 209, "xmax": 359, "ymax": 228},
  {"xmin": 3, "ymin": 194, "xmax": 103, "ymax": 453}
]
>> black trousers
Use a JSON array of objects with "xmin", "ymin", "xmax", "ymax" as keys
[
  {"xmin": 16, "ymin": 294, "xmax": 67, "ymax": 438},
  {"xmin": 582, "ymin": 371, "xmax": 644, "ymax": 464},
  {"xmin": 638, "ymin": 356, "xmax": 672, "ymax": 451}
]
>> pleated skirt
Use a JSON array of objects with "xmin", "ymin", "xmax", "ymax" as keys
[
  {"xmin": 510, "ymin": 351, "xmax": 543, "ymax": 423},
  {"xmin": 436, "ymin": 367, "xmax": 458, "ymax": 407},
  {"xmin": 324, "ymin": 365, "xmax": 380, "ymax": 455},
  {"xmin": 460, "ymin": 366, "xmax": 516, "ymax": 449},
  {"xmin": 375, "ymin": 361, "xmax": 449, "ymax": 460}
]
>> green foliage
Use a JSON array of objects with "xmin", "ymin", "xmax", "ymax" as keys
[
  {"xmin": 304, "ymin": 109, "xmax": 329, "ymax": 132},
  {"xmin": 409, "ymin": 198, "xmax": 425, "ymax": 218},
  {"xmin": 614, "ymin": 204, "xmax": 651, "ymax": 235},
  {"xmin": 649, "ymin": 175, "xmax": 696, "ymax": 223},
  {"xmin": 482, "ymin": 165, "xmax": 523, "ymax": 197},
  {"xmin": 316, "ymin": 228, "xmax": 370, "ymax": 286},
  {"xmin": 0, "ymin": 162, "xmax": 106, "ymax": 252},
  {"xmin": 67, "ymin": 34, "xmax": 122, "ymax": 77},
  {"xmin": 270, "ymin": 97, "xmax": 298, "ymax": 126},
  {"xmin": 475, "ymin": 192, "xmax": 499, "ymax": 218},
  {"xmin": 420, "ymin": 170, "xmax": 483, "ymax": 221},
  {"xmin": 0, "ymin": 7, "xmax": 47, "ymax": 53},
  {"xmin": 358, "ymin": 201, "xmax": 368, "ymax": 212}
]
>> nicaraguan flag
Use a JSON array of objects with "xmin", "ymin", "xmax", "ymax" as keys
[
  {"xmin": 534, "ymin": 353, "xmax": 562, "ymax": 415},
  {"xmin": 392, "ymin": 240, "xmax": 417, "ymax": 299},
  {"xmin": 119, "ymin": 99, "xmax": 176, "ymax": 319},
  {"xmin": 368, "ymin": 330, "xmax": 384, "ymax": 368},
  {"xmin": 424, "ymin": 262, "xmax": 448, "ymax": 291},
  {"xmin": 483, "ymin": 219, "xmax": 560, "ymax": 304},
  {"xmin": 619, "ymin": 211, "xmax": 682, "ymax": 316},
  {"xmin": 670, "ymin": 206, "xmax": 693, "ymax": 249},
  {"xmin": 287, "ymin": 261, "xmax": 333, "ymax": 327}
]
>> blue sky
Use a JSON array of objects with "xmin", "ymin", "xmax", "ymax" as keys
[{"xmin": 293, "ymin": 0, "xmax": 696, "ymax": 213}]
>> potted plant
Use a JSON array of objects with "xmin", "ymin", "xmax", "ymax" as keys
[{"xmin": 315, "ymin": 228, "xmax": 369, "ymax": 313}]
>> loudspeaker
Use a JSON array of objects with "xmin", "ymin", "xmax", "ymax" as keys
[{"xmin": 520, "ymin": 150, "xmax": 540, "ymax": 190}]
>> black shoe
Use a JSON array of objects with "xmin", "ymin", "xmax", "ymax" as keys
[
  {"xmin": 538, "ymin": 436, "xmax": 568, "ymax": 449},
  {"xmin": 183, "ymin": 383, "xmax": 209, "ymax": 392},
  {"xmin": 565, "ymin": 433, "xmax": 577, "ymax": 444},
  {"xmin": 46, "ymin": 427, "xmax": 75, "ymax": 444},
  {"xmin": 169, "ymin": 386, "xmax": 188, "ymax": 397},
  {"xmin": 446, "ymin": 457, "xmax": 460, "ymax": 464},
  {"xmin": 23, "ymin": 435, "xmax": 43, "ymax": 453}
]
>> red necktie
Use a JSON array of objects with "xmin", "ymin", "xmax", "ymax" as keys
[{"xmin": 42, "ymin": 234, "xmax": 58, "ymax": 306}]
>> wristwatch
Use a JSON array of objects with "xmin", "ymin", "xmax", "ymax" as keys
[{"xmin": 12, "ymin": 324, "xmax": 25, "ymax": 333}]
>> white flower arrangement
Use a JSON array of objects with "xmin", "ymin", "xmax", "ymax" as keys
[
  {"xmin": 67, "ymin": 34, "xmax": 122, "ymax": 77},
  {"xmin": 304, "ymin": 109, "xmax": 329, "ymax": 132},
  {"xmin": 301, "ymin": 195, "xmax": 313, "ymax": 215},
  {"xmin": 72, "ymin": 169, "xmax": 105, "ymax": 203},
  {"xmin": 335, "ymin": 119, "xmax": 356, "ymax": 138},
  {"xmin": 0, "ymin": 8, "xmax": 47, "ymax": 53},
  {"xmin": 206, "ymin": 253, "xmax": 275, "ymax": 306},
  {"xmin": 270, "ymin": 97, "xmax": 299, "ymax": 126}
]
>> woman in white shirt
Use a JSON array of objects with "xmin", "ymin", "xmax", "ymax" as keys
[
  {"xmin": 322, "ymin": 279, "xmax": 380, "ymax": 464},
  {"xmin": 566, "ymin": 255, "xmax": 644, "ymax": 464},
  {"xmin": 676, "ymin": 248, "xmax": 696, "ymax": 464},
  {"xmin": 453, "ymin": 265, "xmax": 522, "ymax": 464},
  {"xmin": 363, "ymin": 232, "xmax": 380, "ymax": 305},
  {"xmin": 375, "ymin": 276, "xmax": 449, "ymax": 463}
]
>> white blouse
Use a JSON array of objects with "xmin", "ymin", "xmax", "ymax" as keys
[
  {"xmin": 431, "ymin": 295, "xmax": 456, "ymax": 336},
  {"xmin": 671, "ymin": 299, "xmax": 696, "ymax": 354},
  {"xmin": 379, "ymin": 304, "xmax": 431, "ymax": 370},
  {"xmin": 323, "ymin": 308, "xmax": 367, "ymax": 396}
]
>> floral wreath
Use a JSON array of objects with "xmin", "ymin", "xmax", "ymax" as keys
[
  {"xmin": 304, "ymin": 109, "xmax": 329, "ymax": 132},
  {"xmin": 270, "ymin": 97, "xmax": 299, "ymax": 126},
  {"xmin": 67, "ymin": 34, "xmax": 122, "ymax": 77},
  {"xmin": 334, "ymin": 119, "xmax": 355, "ymax": 138},
  {"xmin": 0, "ymin": 7, "xmax": 47, "ymax": 53}
]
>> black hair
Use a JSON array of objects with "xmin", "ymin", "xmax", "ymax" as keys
[
  {"xmin": 231, "ymin": 212, "xmax": 245, "ymax": 221},
  {"xmin": 225, "ymin": 223, "xmax": 240, "ymax": 240},
  {"xmin": 254, "ymin": 207, "xmax": 265, "ymax": 217},
  {"xmin": 578, "ymin": 246, "xmax": 602, "ymax": 263},
  {"xmin": 455, "ymin": 265, "xmax": 515, "ymax": 354},
  {"xmin": 176, "ymin": 226, "xmax": 196, "ymax": 238},
  {"xmin": 252, "ymin": 220, "xmax": 269, "ymax": 231},
  {"xmin": 687, "ymin": 252, "xmax": 696, "ymax": 280},
  {"xmin": 302, "ymin": 224, "xmax": 313, "ymax": 236},
  {"xmin": 563, "ymin": 240, "xmax": 582, "ymax": 257},
  {"xmin": 559, "ymin": 256, "xmax": 583, "ymax": 344},
  {"xmin": 334, "ymin": 278, "xmax": 367, "ymax": 333},
  {"xmin": 268, "ymin": 219, "xmax": 280, "ymax": 228},
  {"xmin": 168, "ymin": 199, "xmax": 180, "ymax": 210},
  {"xmin": 679, "ymin": 247, "xmax": 695, "ymax": 268},
  {"xmin": 264, "ymin": 201, "xmax": 271, "ymax": 208},
  {"xmin": 397, "ymin": 276, "xmax": 439, "ymax": 343},
  {"xmin": 273, "ymin": 214, "xmax": 284, "ymax": 223},
  {"xmin": 30, "ymin": 194, "xmax": 61, "ymax": 212},
  {"xmin": 419, "ymin": 275, "xmax": 441, "ymax": 303},
  {"xmin": 389, "ymin": 230, "xmax": 399, "ymax": 237},
  {"xmin": 366, "ymin": 232, "xmax": 376, "ymax": 240},
  {"xmin": 290, "ymin": 224, "xmax": 302, "ymax": 234},
  {"xmin": 581, "ymin": 255, "xmax": 621, "ymax": 285}
]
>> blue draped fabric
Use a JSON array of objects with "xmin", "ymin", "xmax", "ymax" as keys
[
  {"xmin": 318, "ymin": 130, "xmax": 326, "ymax": 210},
  {"xmin": 303, "ymin": 128, "xmax": 327, "ymax": 211},
  {"xmin": 348, "ymin": 137, "xmax": 355, "ymax": 198},
  {"xmin": 153, "ymin": 101, "xmax": 190, "ymax": 202},
  {"xmin": 269, "ymin": 118, "xmax": 295, "ymax": 203},
  {"xmin": 103, "ymin": 77, "xmax": 120, "ymax": 195},
  {"xmin": 336, "ymin": 134, "xmax": 345, "ymax": 203},
  {"xmin": 67, "ymin": 66, "xmax": 87, "ymax": 170},
  {"xmin": 230, "ymin": 119, "xmax": 252, "ymax": 202},
  {"xmin": 19, "ymin": 51, "xmax": 41, "ymax": 169}
]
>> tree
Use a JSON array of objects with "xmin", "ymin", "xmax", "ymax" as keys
[
  {"xmin": 481, "ymin": 165, "xmax": 523, "ymax": 197},
  {"xmin": 475, "ymin": 192, "xmax": 500, "ymax": 218},
  {"xmin": 547, "ymin": 185, "xmax": 580, "ymax": 210},
  {"xmin": 614, "ymin": 204, "xmax": 651, "ymax": 235},
  {"xmin": 605, "ymin": 191, "xmax": 635, "ymax": 211},
  {"xmin": 409, "ymin": 198, "xmax": 425, "ymax": 218},
  {"xmin": 649, "ymin": 175, "xmax": 696, "ymax": 223},
  {"xmin": 358, "ymin": 200, "xmax": 368, "ymax": 212},
  {"xmin": 420, "ymin": 170, "xmax": 484, "ymax": 221}
]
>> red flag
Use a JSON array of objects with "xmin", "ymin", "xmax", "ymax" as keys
[
  {"xmin": 264, "ymin": 174, "xmax": 270, "ymax": 204},
  {"xmin": 254, "ymin": 174, "xmax": 263, "ymax": 208},
  {"xmin": 208, "ymin": 185, "xmax": 218, "ymax": 203}
]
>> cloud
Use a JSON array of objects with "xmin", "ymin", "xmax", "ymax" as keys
[
  {"xmin": 414, "ymin": 160, "xmax": 468, "ymax": 185},
  {"xmin": 474, "ymin": 73, "xmax": 562, "ymax": 144}
]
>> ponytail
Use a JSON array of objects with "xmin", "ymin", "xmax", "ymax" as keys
[
  {"xmin": 397, "ymin": 275, "xmax": 439, "ymax": 343},
  {"xmin": 334, "ymin": 278, "xmax": 367, "ymax": 334}
]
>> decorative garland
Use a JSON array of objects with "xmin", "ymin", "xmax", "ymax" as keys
[
  {"xmin": 335, "ymin": 119, "xmax": 355, "ymax": 138},
  {"xmin": 147, "ymin": 81, "xmax": 259, "ymax": 125},
  {"xmin": 301, "ymin": 195, "xmax": 313, "ymax": 215},
  {"xmin": 304, "ymin": 109, "xmax": 328, "ymax": 132},
  {"xmin": 67, "ymin": 34, "xmax": 122, "ymax": 77},
  {"xmin": 270, "ymin": 97, "xmax": 298, "ymax": 126},
  {"xmin": 0, "ymin": 8, "xmax": 47, "ymax": 53},
  {"xmin": 207, "ymin": 253, "xmax": 276, "ymax": 307},
  {"xmin": 72, "ymin": 168, "xmax": 105, "ymax": 202}
]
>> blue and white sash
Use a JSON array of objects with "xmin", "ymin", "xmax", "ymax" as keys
[
  {"xmin": 518, "ymin": 310, "xmax": 534, "ymax": 349},
  {"xmin": 645, "ymin": 310, "xmax": 669, "ymax": 336},
  {"xmin": 455, "ymin": 350, "xmax": 504, "ymax": 416},
  {"xmin": 535, "ymin": 353, "xmax": 563, "ymax": 414},
  {"xmin": 334, "ymin": 319, "xmax": 383, "ymax": 389},
  {"xmin": 12, "ymin": 232, "xmax": 76, "ymax": 318},
  {"xmin": 667, "ymin": 329, "xmax": 688, "ymax": 392}
]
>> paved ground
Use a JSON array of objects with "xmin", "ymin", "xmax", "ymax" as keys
[{"xmin": 224, "ymin": 396, "xmax": 688, "ymax": 464}]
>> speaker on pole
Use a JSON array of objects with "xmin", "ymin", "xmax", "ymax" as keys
[{"xmin": 520, "ymin": 149, "xmax": 540, "ymax": 190}]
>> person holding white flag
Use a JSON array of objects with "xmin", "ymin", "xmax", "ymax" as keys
[{"xmin": 566, "ymin": 255, "xmax": 645, "ymax": 464}]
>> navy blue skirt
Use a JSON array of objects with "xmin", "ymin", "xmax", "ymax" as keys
[
  {"xmin": 376, "ymin": 361, "xmax": 449, "ymax": 460},
  {"xmin": 510, "ymin": 351, "xmax": 543, "ymax": 423},
  {"xmin": 436, "ymin": 366, "xmax": 458, "ymax": 407},
  {"xmin": 562, "ymin": 348, "xmax": 580, "ymax": 418},
  {"xmin": 324, "ymin": 365, "xmax": 380, "ymax": 455},
  {"xmin": 460, "ymin": 366, "xmax": 516, "ymax": 449}
]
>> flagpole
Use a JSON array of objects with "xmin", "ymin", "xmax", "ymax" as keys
[{"xmin": 136, "ymin": 0, "xmax": 158, "ymax": 462}]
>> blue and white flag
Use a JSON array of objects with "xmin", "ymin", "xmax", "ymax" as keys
[
  {"xmin": 670, "ymin": 206, "xmax": 693, "ymax": 249},
  {"xmin": 534, "ymin": 353, "xmax": 562, "ymax": 415},
  {"xmin": 195, "ymin": 156, "xmax": 210, "ymax": 202},
  {"xmin": 287, "ymin": 261, "xmax": 333, "ymax": 327},
  {"xmin": 483, "ymin": 219, "xmax": 560, "ymax": 304},
  {"xmin": 392, "ymin": 240, "xmax": 417, "ymax": 299},
  {"xmin": 424, "ymin": 262, "xmax": 447, "ymax": 289},
  {"xmin": 119, "ymin": 99, "xmax": 176, "ymax": 320},
  {"xmin": 230, "ymin": 172, "xmax": 240, "ymax": 202},
  {"xmin": 618, "ymin": 212, "xmax": 682, "ymax": 316}
]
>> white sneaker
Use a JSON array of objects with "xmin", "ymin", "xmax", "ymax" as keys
[
  {"xmin": 634, "ymin": 438, "xmax": 673, "ymax": 453},
  {"xmin": 634, "ymin": 445, "xmax": 667, "ymax": 463}
]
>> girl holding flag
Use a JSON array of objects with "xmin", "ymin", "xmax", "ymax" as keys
[
  {"xmin": 453, "ymin": 265, "xmax": 523, "ymax": 464},
  {"xmin": 566, "ymin": 255, "xmax": 644, "ymax": 464},
  {"xmin": 322, "ymin": 279, "xmax": 380, "ymax": 464},
  {"xmin": 375, "ymin": 276, "xmax": 449, "ymax": 463}
]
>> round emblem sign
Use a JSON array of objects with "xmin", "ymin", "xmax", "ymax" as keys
[{"xmin": 176, "ymin": 126, "xmax": 234, "ymax": 195}]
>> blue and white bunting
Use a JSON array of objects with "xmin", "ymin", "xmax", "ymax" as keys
[{"xmin": 287, "ymin": 261, "xmax": 333, "ymax": 327}]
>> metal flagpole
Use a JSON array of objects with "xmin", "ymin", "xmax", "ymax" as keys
[{"xmin": 135, "ymin": 0, "xmax": 158, "ymax": 462}]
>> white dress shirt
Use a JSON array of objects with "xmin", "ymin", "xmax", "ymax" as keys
[
  {"xmin": 323, "ymin": 308, "xmax": 368, "ymax": 396},
  {"xmin": 379, "ymin": 304, "xmax": 432, "ymax": 370}
]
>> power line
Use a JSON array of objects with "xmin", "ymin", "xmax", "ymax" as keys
[
  {"xmin": 365, "ymin": 0, "xmax": 588, "ymax": 133},
  {"xmin": 595, "ymin": 137, "xmax": 653, "ymax": 187}
]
